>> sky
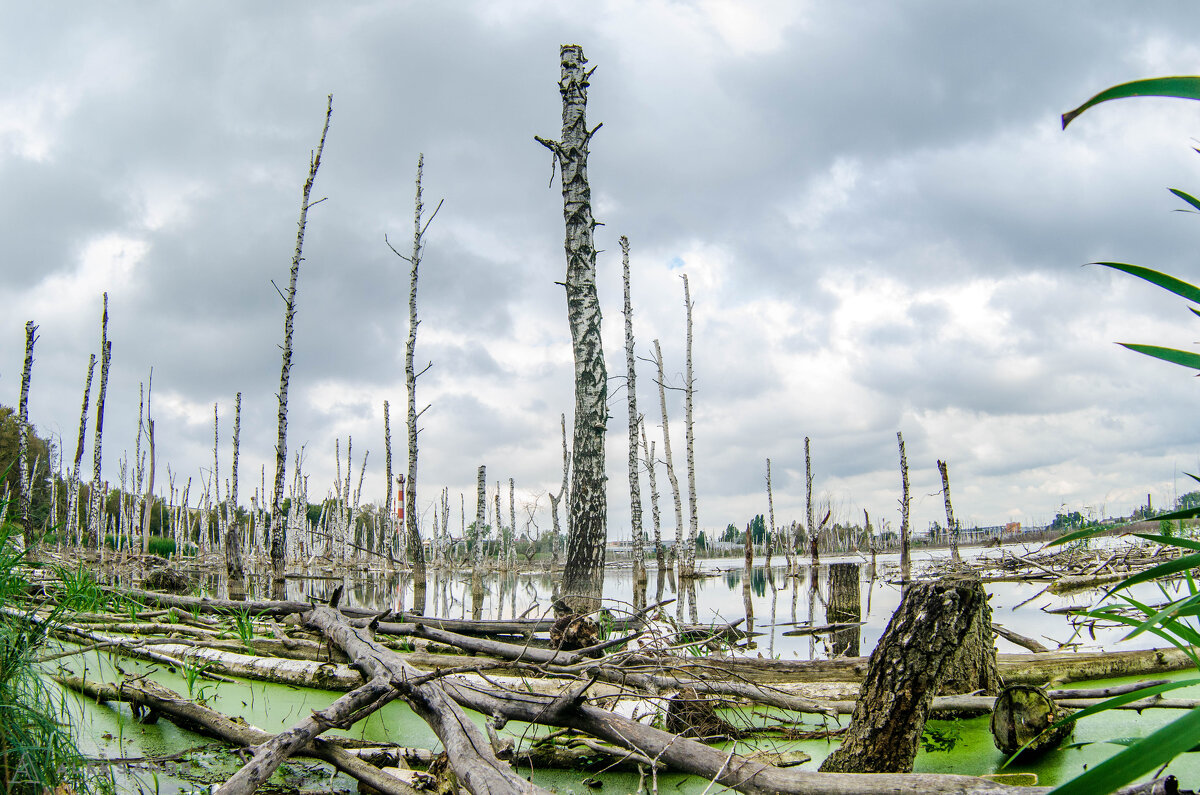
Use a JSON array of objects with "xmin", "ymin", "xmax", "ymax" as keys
[{"xmin": 6, "ymin": 1, "xmax": 1200, "ymax": 546}]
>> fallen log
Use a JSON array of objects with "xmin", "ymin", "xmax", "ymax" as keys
[
  {"xmin": 304, "ymin": 605, "xmax": 550, "ymax": 795},
  {"xmin": 310, "ymin": 599, "xmax": 1054, "ymax": 794},
  {"xmin": 218, "ymin": 674, "xmax": 399, "ymax": 795},
  {"xmin": 53, "ymin": 676, "xmax": 421, "ymax": 795},
  {"xmin": 991, "ymin": 623, "xmax": 1050, "ymax": 653}
]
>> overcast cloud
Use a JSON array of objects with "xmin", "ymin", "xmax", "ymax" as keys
[{"xmin": 6, "ymin": 1, "xmax": 1200, "ymax": 545}]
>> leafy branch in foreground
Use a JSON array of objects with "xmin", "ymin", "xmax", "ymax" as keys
[{"xmin": 1052, "ymin": 74, "xmax": 1200, "ymax": 795}]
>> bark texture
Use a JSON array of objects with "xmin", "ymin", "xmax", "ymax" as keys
[
  {"xmin": 819, "ymin": 577, "xmax": 989, "ymax": 774},
  {"xmin": 621, "ymin": 236, "xmax": 645, "ymax": 583},
  {"xmin": 681, "ymin": 274, "xmax": 699, "ymax": 576},
  {"xmin": 87, "ymin": 294, "xmax": 111, "ymax": 549},
  {"xmin": 272, "ymin": 95, "xmax": 332, "ymax": 594},
  {"xmin": 898, "ymin": 431, "xmax": 911, "ymax": 574},
  {"xmin": 226, "ymin": 393, "xmax": 244, "ymax": 579},
  {"xmin": 17, "ymin": 320, "xmax": 37, "ymax": 550},
  {"xmin": 651, "ymin": 339, "xmax": 684, "ymax": 570},
  {"xmin": 537, "ymin": 45, "xmax": 608, "ymax": 611},
  {"xmin": 306, "ymin": 605, "xmax": 548, "ymax": 795},
  {"xmin": 939, "ymin": 458, "xmax": 960, "ymax": 561}
]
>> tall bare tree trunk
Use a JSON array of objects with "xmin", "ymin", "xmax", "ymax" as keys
[
  {"xmin": 547, "ymin": 413, "xmax": 569, "ymax": 568},
  {"xmin": 388, "ymin": 154, "xmax": 439, "ymax": 614},
  {"xmin": 898, "ymin": 431, "xmax": 911, "ymax": 576},
  {"xmin": 17, "ymin": 321, "xmax": 37, "ymax": 552},
  {"xmin": 213, "ymin": 402, "xmax": 222, "ymax": 557},
  {"xmin": 141, "ymin": 370, "xmax": 155, "ymax": 555},
  {"xmin": 472, "ymin": 465, "xmax": 485, "ymax": 619},
  {"xmin": 765, "ymin": 458, "xmax": 776, "ymax": 570},
  {"xmin": 536, "ymin": 45, "xmax": 608, "ymax": 612},
  {"xmin": 805, "ymin": 437, "xmax": 815, "ymax": 566},
  {"xmin": 66, "ymin": 353, "xmax": 96, "ymax": 550},
  {"xmin": 938, "ymin": 458, "xmax": 959, "ymax": 562},
  {"xmin": 681, "ymin": 274, "xmax": 699, "ymax": 577},
  {"xmin": 271, "ymin": 95, "xmax": 332, "ymax": 598},
  {"xmin": 226, "ymin": 392, "xmax": 244, "ymax": 580},
  {"xmin": 382, "ymin": 400, "xmax": 392, "ymax": 566},
  {"xmin": 651, "ymin": 340, "xmax": 684, "ymax": 575},
  {"xmin": 87, "ymin": 294, "xmax": 111, "ymax": 551},
  {"xmin": 621, "ymin": 236, "xmax": 646, "ymax": 587},
  {"xmin": 508, "ymin": 477, "xmax": 516, "ymax": 572},
  {"xmin": 639, "ymin": 421, "xmax": 664, "ymax": 575}
]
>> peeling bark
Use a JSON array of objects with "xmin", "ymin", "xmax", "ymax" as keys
[{"xmin": 537, "ymin": 45, "xmax": 608, "ymax": 611}]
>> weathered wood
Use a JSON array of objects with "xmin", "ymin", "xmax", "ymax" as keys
[
  {"xmin": 941, "ymin": 578, "xmax": 1001, "ymax": 696},
  {"xmin": 820, "ymin": 577, "xmax": 989, "ymax": 773},
  {"xmin": 53, "ymin": 676, "xmax": 420, "ymax": 795},
  {"xmin": 219, "ymin": 674, "xmax": 398, "ymax": 795},
  {"xmin": 991, "ymin": 685, "xmax": 1073, "ymax": 758},
  {"xmin": 305, "ymin": 605, "xmax": 549, "ymax": 795},
  {"xmin": 992, "ymin": 623, "xmax": 1050, "ymax": 653}
]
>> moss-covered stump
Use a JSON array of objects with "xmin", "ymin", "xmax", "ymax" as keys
[
  {"xmin": 665, "ymin": 687, "xmax": 740, "ymax": 739},
  {"xmin": 990, "ymin": 684, "xmax": 1073, "ymax": 758}
]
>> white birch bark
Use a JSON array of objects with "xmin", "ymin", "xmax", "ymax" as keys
[
  {"xmin": 66, "ymin": 353, "xmax": 95, "ymax": 551},
  {"xmin": 651, "ymin": 339, "xmax": 684, "ymax": 572},
  {"xmin": 766, "ymin": 458, "xmax": 776, "ymax": 570},
  {"xmin": 898, "ymin": 431, "xmax": 911, "ymax": 573},
  {"xmin": 547, "ymin": 413, "xmax": 569, "ymax": 568},
  {"xmin": 621, "ymin": 237, "xmax": 645, "ymax": 577},
  {"xmin": 536, "ymin": 45, "xmax": 608, "ymax": 610},
  {"xmin": 938, "ymin": 459, "xmax": 959, "ymax": 561},
  {"xmin": 383, "ymin": 400, "xmax": 393, "ymax": 564},
  {"xmin": 141, "ymin": 371, "xmax": 155, "ymax": 555},
  {"xmin": 271, "ymin": 95, "xmax": 332, "ymax": 595},
  {"xmin": 806, "ymin": 437, "xmax": 815, "ymax": 565},
  {"xmin": 639, "ymin": 420, "xmax": 663, "ymax": 572},
  {"xmin": 227, "ymin": 392, "xmax": 243, "ymax": 579},
  {"xmin": 87, "ymin": 294, "xmax": 111, "ymax": 550},
  {"xmin": 213, "ymin": 402, "xmax": 223, "ymax": 557},
  {"xmin": 17, "ymin": 320, "xmax": 37, "ymax": 551},
  {"xmin": 681, "ymin": 274, "xmax": 698, "ymax": 575}
]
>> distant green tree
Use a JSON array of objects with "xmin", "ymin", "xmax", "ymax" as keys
[
  {"xmin": 749, "ymin": 514, "xmax": 766, "ymax": 545},
  {"xmin": 0, "ymin": 406, "xmax": 53, "ymax": 530}
]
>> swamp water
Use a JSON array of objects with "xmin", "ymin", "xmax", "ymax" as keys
[{"xmin": 56, "ymin": 540, "xmax": 1200, "ymax": 792}]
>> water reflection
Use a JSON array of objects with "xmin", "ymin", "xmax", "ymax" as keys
[{"xmin": 179, "ymin": 546, "xmax": 1183, "ymax": 661}]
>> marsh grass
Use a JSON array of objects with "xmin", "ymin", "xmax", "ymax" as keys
[{"xmin": 0, "ymin": 524, "xmax": 109, "ymax": 793}]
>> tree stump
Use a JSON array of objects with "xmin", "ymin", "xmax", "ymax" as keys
[
  {"xmin": 990, "ymin": 684, "xmax": 1073, "ymax": 759},
  {"xmin": 939, "ymin": 576, "xmax": 1000, "ymax": 696},
  {"xmin": 827, "ymin": 562, "xmax": 861, "ymax": 658},
  {"xmin": 819, "ymin": 576, "xmax": 990, "ymax": 774}
]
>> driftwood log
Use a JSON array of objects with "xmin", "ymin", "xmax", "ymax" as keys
[
  {"xmin": 53, "ymin": 676, "xmax": 420, "ymax": 795},
  {"xmin": 308, "ymin": 600, "xmax": 1055, "ymax": 795},
  {"xmin": 304, "ymin": 605, "xmax": 549, "ymax": 795},
  {"xmin": 820, "ymin": 576, "xmax": 991, "ymax": 774}
]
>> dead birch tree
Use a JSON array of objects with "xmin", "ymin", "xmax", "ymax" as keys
[
  {"xmin": 270, "ymin": 95, "xmax": 332, "ymax": 596},
  {"xmin": 650, "ymin": 339, "xmax": 684, "ymax": 573},
  {"xmin": 938, "ymin": 458, "xmax": 959, "ymax": 561},
  {"xmin": 621, "ymin": 236, "xmax": 646, "ymax": 585},
  {"xmin": 640, "ymin": 420, "xmax": 664, "ymax": 572},
  {"xmin": 227, "ymin": 393, "xmax": 243, "ymax": 579},
  {"xmin": 536, "ymin": 44, "xmax": 608, "ymax": 610},
  {"xmin": 17, "ymin": 321, "xmax": 37, "ymax": 551},
  {"xmin": 472, "ymin": 465, "xmax": 485, "ymax": 618},
  {"xmin": 898, "ymin": 431, "xmax": 911, "ymax": 574},
  {"xmin": 140, "ymin": 370, "xmax": 155, "ymax": 555},
  {"xmin": 766, "ymin": 458, "xmax": 777, "ymax": 570},
  {"xmin": 681, "ymin": 274, "xmax": 699, "ymax": 577},
  {"xmin": 547, "ymin": 413, "xmax": 569, "ymax": 567},
  {"xmin": 387, "ymin": 154, "xmax": 440, "ymax": 613},
  {"xmin": 806, "ymin": 437, "xmax": 815, "ymax": 565},
  {"xmin": 87, "ymin": 294, "xmax": 112, "ymax": 550},
  {"xmin": 66, "ymin": 353, "xmax": 95, "ymax": 550},
  {"xmin": 382, "ymin": 400, "xmax": 393, "ymax": 564}
]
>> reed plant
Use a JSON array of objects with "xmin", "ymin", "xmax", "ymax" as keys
[
  {"xmin": 0, "ymin": 523, "xmax": 105, "ymax": 793},
  {"xmin": 1043, "ymin": 75, "xmax": 1200, "ymax": 794}
]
